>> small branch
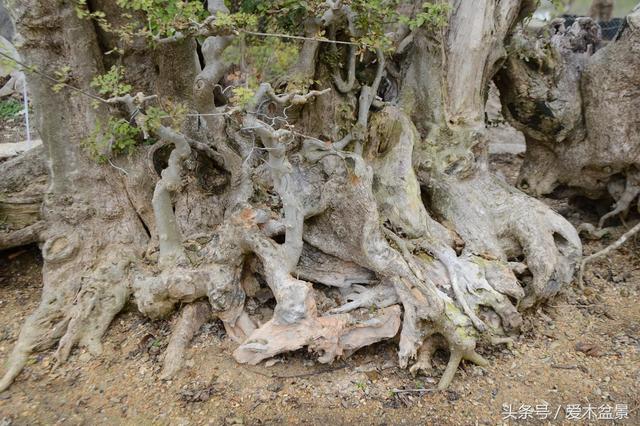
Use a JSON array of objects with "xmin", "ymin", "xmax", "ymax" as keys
[
  {"xmin": 332, "ymin": 44, "xmax": 357, "ymax": 93},
  {"xmin": 353, "ymin": 48, "xmax": 386, "ymax": 154},
  {"xmin": 247, "ymin": 83, "xmax": 330, "ymax": 112},
  {"xmin": 396, "ymin": 33, "xmax": 414, "ymax": 55},
  {"xmin": 391, "ymin": 388, "xmax": 438, "ymax": 394},
  {"xmin": 152, "ymin": 126, "xmax": 192, "ymax": 266},
  {"xmin": 242, "ymin": 30, "xmax": 359, "ymax": 46},
  {"xmin": 578, "ymin": 220, "xmax": 640, "ymax": 287},
  {"xmin": 242, "ymin": 84, "xmax": 330, "ymax": 271},
  {"xmin": 155, "ymin": 16, "xmax": 232, "ymax": 44},
  {"xmin": 576, "ymin": 222, "xmax": 614, "ymax": 239},
  {"xmin": 598, "ymin": 178, "xmax": 640, "ymax": 229},
  {"xmin": 551, "ymin": 364, "xmax": 578, "ymax": 370}
]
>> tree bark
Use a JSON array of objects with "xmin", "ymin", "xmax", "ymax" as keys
[
  {"xmin": 496, "ymin": 6, "xmax": 640, "ymax": 230},
  {"xmin": 0, "ymin": 0, "xmax": 588, "ymax": 392}
]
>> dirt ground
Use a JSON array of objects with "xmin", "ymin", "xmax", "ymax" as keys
[{"xmin": 0, "ymin": 154, "xmax": 638, "ymax": 425}]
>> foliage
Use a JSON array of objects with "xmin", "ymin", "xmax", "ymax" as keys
[
  {"xmin": 350, "ymin": 0, "xmax": 396, "ymax": 50},
  {"xmin": 234, "ymin": 0, "xmax": 324, "ymax": 33},
  {"xmin": 51, "ymin": 66, "xmax": 72, "ymax": 93},
  {"xmin": 401, "ymin": 2, "xmax": 450, "ymax": 31},
  {"xmin": 213, "ymin": 11, "xmax": 259, "ymax": 32},
  {"xmin": 77, "ymin": 0, "xmax": 208, "ymax": 40},
  {"xmin": 116, "ymin": 0, "xmax": 207, "ymax": 37},
  {"xmin": 75, "ymin": 1, "xmax": 111, "ymax": 31},
  {"xmin": 230, "ymin": 86, "xmax": 256, "ymax": 107},
  {"xmin": 108, "ymin": 118, "xmax": 142, "ymax": 153},
  {"xmin": 0, "ymin": 99, "xmax": 23, "ymax": 120},
  {"xmin": 90, "ymin": 66, "xmax": 132, "ymax": 98},
  {"xmin": 143, "ymin": 106, "xmax": 166, "ymax": 133},
  {"xmin": 224, "ymin": 36, "xmax": 300, "ymax": 87},
  {"xmin": 155, "ymin": 101, "xmax": 188, "ymax": 129},
  {"xmin": 83, "ymin": 117, "xmax": 141, "ymax": 162}
]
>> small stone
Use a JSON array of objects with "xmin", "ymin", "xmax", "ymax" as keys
[
  {"xmin": 365, "ymin": 371, "xmax": 381, "ymax": 382},
  {"xmin": 267, "ymin": 382, "xmax": 282, "ymax": 393},
  {"xmin": 78, "ymin": 352, "xmax": 91, "ymax": 362}
]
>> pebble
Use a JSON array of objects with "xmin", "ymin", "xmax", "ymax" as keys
[{"xmin": 266, "ymin": 383, "xmax": 282, "ymax": 393}]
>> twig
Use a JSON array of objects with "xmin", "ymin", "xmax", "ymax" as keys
[
  {"xmin": 107, "ymin": 158, "xmax": 129, "ymax": 176},
  {"xmin": 0, "ymin": 50, "xmax": 107, "ymax": 103},
  {"xmin": 391, "ymin": 388, "xmax": 438, "ymax": 393},
  {"xmin": 578, "ymin": 220, "xmax": 640, "ymax": 287},
  {"xmin": 242, "ymin": 30, "xmax": 359, "ymax": 46},
  {"xmin": 551, "ymin": 364, "xmax": 578, "ymax": 370}
]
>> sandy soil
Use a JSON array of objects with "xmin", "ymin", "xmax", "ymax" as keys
[{"xmin": 0, "ymin": 154, "xmax": 638, "ymax": 425}]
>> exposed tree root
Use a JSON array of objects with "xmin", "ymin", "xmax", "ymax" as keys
[
  {"xmin": 161, "ymin": 301, "xmax": 212, "ymax": 380},
  {"xmin": 578, "ymin": 220, "xmax": 640, "ymax": 287},
  {"xmin": 295, "ymin": 244, "xmax": 376, "ymax": 289},
  {"xmin": 598, "ymin": 171, "xmax": 640, "ymax": 229},
  {"xmin": 577, "ymin": 223, "xmax": 615, "ymax": 239},
  {"xmin": 0, "ymin": 99, "xmax": 582, "ymax": 392},
  {"xmin": 0, "ymin": 246, "xmax": 139, "ymax": 392},
  {"xmin": 428, "ymin": 172, "xmax": 582, "ymax": 308},
  {"xmin": 1, "ymin": 0, "xmax": 591, "ymax": 393},
  {"xmin": 235, "ymin": 305, "xmax": 401, "ymax": 365},
  {"xmin": 0, "ymin": 221, "xmax": 46, "ymax": 251}
]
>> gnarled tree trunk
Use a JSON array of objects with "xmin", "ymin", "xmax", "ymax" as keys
[
  {"xmin": 496, "ymin": 6, "xmax": 640, "ymax": 230},
  {"xmin": 1, "ymin": 0, "xmax": 584, "ymax": 392}
]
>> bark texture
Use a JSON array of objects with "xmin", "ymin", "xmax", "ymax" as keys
[
  {"xmin": 496, "ymin": 6, "xmax": 640, "ymax": 229},
  {"xmin": 1, "ymin": 0, "xmax": 586, "ymax": 392}
]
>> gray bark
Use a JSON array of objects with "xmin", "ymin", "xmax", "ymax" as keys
[
  {"xmin": 496, "ymin": 6, "xmax": 640, "ymax": 228},
  {"xmin": 0, "ymin": 0, "xmax": 590, "ymax": 392}
]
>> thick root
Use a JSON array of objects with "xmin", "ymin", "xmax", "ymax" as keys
[
  {"xmin": 429, "ymin": 172, "xmax": 582, "ymax": 308},
  {"xmin": 55, "ymin": 265, "xmax": 130, "ymax": 363},
  {"xmin": 160, "ymin": 301, "xmax": 212, "ymax": 380},
  {"xmin": 328, "ymin": 282, "xmax": 398, "ymax": 314},
  {"xmin": 0, "ymin": 254, "xmax": 133, "ymax": 392},
  {"xmin": 296, "ymin": 244, "xmax": 376, "ymax": 289},
  {"xmin": 234, "ymin": 305, "xmax": 401, "ymax": 365},
  {"xmin": 0, "ymin": 221, "xmax": 46, "ymax": 251}
]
